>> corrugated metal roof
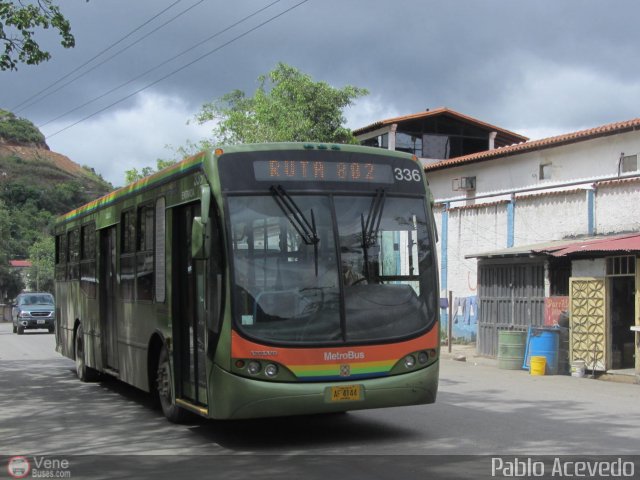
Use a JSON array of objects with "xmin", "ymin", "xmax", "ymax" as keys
[
  {"xmin": 466, "ymin": 238, "xmax": 582, "ymax": 259},
  {"xmin": 425, "ymin": 117, "xmax": 640, "ymax": 172},
  {"xmin": 466, "ymin": 233, "xmax": 640, "ymax": 259},
  {"xmin": 534, "ymin": 233, "xmax": 640, "ymax": 257}
]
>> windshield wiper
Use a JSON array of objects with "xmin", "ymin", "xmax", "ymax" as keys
[
  {"xmin": 270, "ymin": 185, "xmax": 320, "ymax": 275},
  {"xmin": 361, "ymin": 188, "xmax": 386, "ymax": 248},
  {"xmin": 360, "ymin": 188, "xmax": 386, "ymax": 281}
]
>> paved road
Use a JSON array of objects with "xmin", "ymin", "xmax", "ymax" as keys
[{"xmin": 0, "ymin": 322, "xmax": 638, "ymax": 478}]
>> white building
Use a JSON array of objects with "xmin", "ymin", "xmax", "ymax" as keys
[{"xmin": 355, "ymin": 111, "xmax": 640, "ymax": 378}]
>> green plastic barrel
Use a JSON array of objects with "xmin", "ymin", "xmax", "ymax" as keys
[{"xmin": 497, "ymin": 330, "xmax": 527, "ymax": 370}]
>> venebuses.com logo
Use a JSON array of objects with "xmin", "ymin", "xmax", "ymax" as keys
[
  {"xmin": 7, "ymin": 456, "xmax": 30, "ymax": 479},
  {"xmin": 6, "ymin": 455, "xmax": 72, "ymax": 478}
]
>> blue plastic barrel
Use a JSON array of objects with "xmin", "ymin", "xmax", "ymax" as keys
[{"xmin": 523, "ymin": 328, "xmax": 560, "ymax": 375}]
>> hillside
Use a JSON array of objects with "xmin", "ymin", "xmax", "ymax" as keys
[{"xmin": 0, "ymin": 110, "xmax": 112, "ymax": 215}]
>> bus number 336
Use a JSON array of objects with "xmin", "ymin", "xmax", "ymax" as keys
[{"xmin": 394, "ymin": 168, "xmax": 422, "ymax": 182}]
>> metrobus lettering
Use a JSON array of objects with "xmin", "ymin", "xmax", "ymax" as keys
[
  {"xmin": 324, "ymin": 351, "xmax": 365, "ymax": 361},
  {"xmin": 250, "ymin": 350, "xmax": 278, "ymax": 357}
]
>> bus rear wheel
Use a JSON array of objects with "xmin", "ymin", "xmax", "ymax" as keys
[
  {"xmin": 75, "ymin": 324, "xmax": 98, "ymax": 382},
  {"xmin": 156, "ymin": 346, "xmax": 189, "ymax": 423}
]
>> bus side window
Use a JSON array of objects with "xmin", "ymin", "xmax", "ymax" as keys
[{"xmin": 136, "ymin": 204, "xmax": 154, "ymax": 301}]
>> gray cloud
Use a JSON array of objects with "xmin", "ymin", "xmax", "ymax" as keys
[{"xmin": 2, "ymin": 0, "xmax": 639, "ymax": 185}]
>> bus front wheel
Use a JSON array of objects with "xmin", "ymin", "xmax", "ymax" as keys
[
  {"xmin": 75, "ymin": 324, "xmax": 98, "ymax": 382},
  {"xmin": 156, "ymin": 346, "xmax": 189, "ymax": 423}
]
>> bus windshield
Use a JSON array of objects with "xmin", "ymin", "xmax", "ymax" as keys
[{"xmin": 228, "ymin": 192, "xmax": 437, "ymax": 345}]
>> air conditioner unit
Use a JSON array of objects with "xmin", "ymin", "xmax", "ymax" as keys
[{"xmin": 459, "ymin": 176, "xmax": 476, "ymax": 191}]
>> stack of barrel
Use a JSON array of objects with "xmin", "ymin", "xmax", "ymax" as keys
[{"xmin": 497, "ymin": 326, "xmax": 568, "ymax": 375}]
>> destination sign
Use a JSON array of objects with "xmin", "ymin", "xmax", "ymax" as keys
[{"xmin": 253, "ymin": 160, "xmax": 394, "ymax": 184}]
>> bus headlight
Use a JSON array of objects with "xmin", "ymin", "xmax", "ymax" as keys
[
  {"xmin": 403, "ymin": 355, "xmax": 416, "ymax": 368},
  {"xmin": 247, "ymin": 361, "xmax": 261, "ymax": 375},
  {"xmin": 418, "ymin": 351, "xmax": 429, "ymax": 364},
  {"xmin": 264, "ymin": 364, "xmax": 279, "ymax": 377}
]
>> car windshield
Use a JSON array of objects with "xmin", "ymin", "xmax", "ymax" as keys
[
  {"xmin": 19, "ymin": 294, "xmax": 54, "ymax": 305},
  {"xmin": 228, "ymin": 193, "xmax": 437, "ymax": 345}
]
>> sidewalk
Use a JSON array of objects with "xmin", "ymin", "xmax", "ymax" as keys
[
  {"xmin": 440, "ymin": 342, "xmax": 639, "ymax": 384},
  {"xmin": 440, "ymin": 343, "xmax": 497, "ymax": 367}
]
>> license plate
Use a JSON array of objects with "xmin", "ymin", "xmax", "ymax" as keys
[
  {"xmin": 37, "ymin": 320, "xmax": 45, "ymax": 325},
  {"xmin": 328, "ymin": 385, "xmax": 362, "ymax": 402}
]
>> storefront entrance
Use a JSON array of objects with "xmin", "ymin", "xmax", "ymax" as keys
[{"xmin": 607, "ymin": 256, "xmax": 636, "ymax": 370}]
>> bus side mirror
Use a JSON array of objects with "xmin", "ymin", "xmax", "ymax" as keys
[
  {"xmin": 192, "ymin": 217, "xmax": 207, "ymax": 259},
  {"xmin": 200, "ymin": 184, "xmax": 211, "ymax": 225},
  {"xmin": 192, "ymin": 184, "xmax": 212, "ymax": 259}
]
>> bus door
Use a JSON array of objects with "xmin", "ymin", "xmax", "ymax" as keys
[
  {"xmin": 173, "ymin": 203, "xmax": 208, "ymax": 407},
  {"xmin": 99, "ymin": 226, "xmax": 118, "ymax": 370}
]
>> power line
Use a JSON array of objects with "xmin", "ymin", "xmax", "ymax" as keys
[
  {"xmin": 18, "ymin": 0, "xmax": 206, "ymax": 115},
  {"xmin": 45, "ymin": 0, "xmax": 311, "ymax": 140},
  {"xmin": 11, "ymin": 0, "xmax": 189, "ymax": 113},
  {"xmin": 38, "ymin": 0, "xmax": 282, "ymax": 129}
]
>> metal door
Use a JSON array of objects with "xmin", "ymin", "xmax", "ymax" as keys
[
  {"xmin": 477, "ymin": 259, "xmax": 545, "ymax": 357},
  {"xmin": 569, "ymin": 277, "xmax": 607, "ymax": 371},
  {"xmin": 172, "ymin": 203, "xmax": 208, "ymax": 406}
]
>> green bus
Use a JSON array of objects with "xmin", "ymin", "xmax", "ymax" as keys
[{"xmin": 54, "ymin": 143, "xmax": 440, "ymax": 422}]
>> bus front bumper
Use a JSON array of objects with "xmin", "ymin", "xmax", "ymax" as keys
[{"xmin": 209, "ymin": 361, "xmax": 439, "ymax": 420}]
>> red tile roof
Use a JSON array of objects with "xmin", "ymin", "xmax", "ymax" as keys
[
  {"xmin": 517, "ymin": 188, "xmax": 584, "ymax": 201},
  {"xmin": 595, "ymin": 176, "xmax": 640, "ymax": 189},
  {"xmin": 425, "ymin": 117, "xmax": 640, "ymax": 172},
  {"xmin": 10, "ymin": 260, "xmax": 31, "ymax": 268}
]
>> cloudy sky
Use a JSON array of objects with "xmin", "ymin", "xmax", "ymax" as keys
[{"xmin": 2, "ymin": 0, "xmax": 639, "ymax": 186}]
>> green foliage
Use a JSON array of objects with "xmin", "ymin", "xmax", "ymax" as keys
[
  {"xmin": 28, "ymin": 236, "xmax": 54, "ymax": 292},
  {"xmin": 81, "ymin": 164, "xmax": 110, "ymax": 185},
  {"xmin": 0, "ymin": 107, "xmax": 111, "ymax": 299},
  {"xmin": 0, "ymin": 198, "xmax": 24, "ymax": 300},
  {"xmin": 124, "ymin": 158, "xmax": 177, "ymax": 185},
  {"xmin": 194, "ymin": 62, "xmax": 368, "ymax": 146},
  {"xmin": 0, "ymin": 109, "xmax": 46, "ymax": 145},
  {"xmin": 0, "ymin": 267, "xmax": 23, "ymax": 301},
  {"xmin": 3, "ymin": 199, "xmax": 53, "ymax": 259},
  {"xmin": 0, "ymin": 0, "xmax": 75, "ymax": 71}
]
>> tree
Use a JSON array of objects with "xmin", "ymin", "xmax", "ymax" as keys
[
  {"xmin": 0, "ymin": 198, "xmax": 23, "ymax": 300},
  {"xmin": 0, "ymin": 109, "xmax": 46, "ymax": 144},
  {"xmin": 194, "ymin": 62, "xmax": 368, "ymax": 146},
  {"xmin": 124, "ymin": 158, "xmax": 177, "ymax": 185},
  {"xmin": 28, "ymin": 236, "xmax": 54, "ymax": 292},
  {"xmin": 0, "ymin": 0, "xmax": 75, "ymax": 71}
]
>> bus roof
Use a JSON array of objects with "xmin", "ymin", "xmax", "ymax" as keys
[{"xmin": 56, "ymin": 143, "xmax": 418, "ymax": 225}]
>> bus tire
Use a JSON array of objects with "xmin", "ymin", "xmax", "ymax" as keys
[
  {"xmin": 75, "ymin": 324, "xmax": 98, "ymax": 382},
  {"xmin": 156, "ymin": 345, "xmax": 189, "ymax": 423}
]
